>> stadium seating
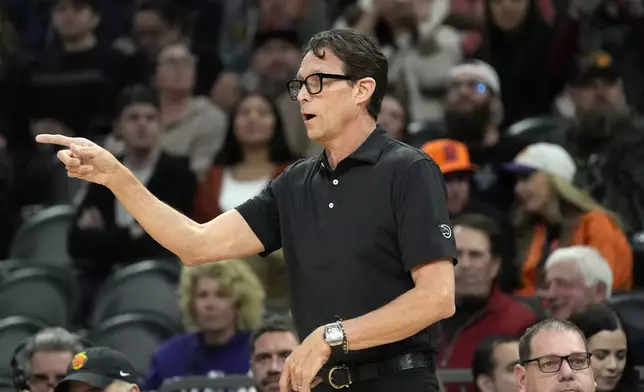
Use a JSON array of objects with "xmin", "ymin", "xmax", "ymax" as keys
[{"xmin": 9, "ymin": 204, "xmax": 76, "ymax": 266}]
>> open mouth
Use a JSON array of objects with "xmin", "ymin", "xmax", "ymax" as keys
[{"xmin": 303, "ymin": 114, "xmax": 316, "ymax": 121}]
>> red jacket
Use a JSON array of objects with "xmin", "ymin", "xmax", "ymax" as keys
[{"xmin": 438, "ymin": 286, "xmax": 539, "ymax": 392}]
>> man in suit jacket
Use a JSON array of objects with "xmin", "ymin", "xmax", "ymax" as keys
[{"xmin": 67, "ymin": 86, "xmax": 196, "ymax": 322}]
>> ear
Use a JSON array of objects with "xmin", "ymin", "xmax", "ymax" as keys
[
  {"xmin": 354, "ymin": 77, "xmax": 377, "ymax": 107},
  {"xmin": 90, "ymin": 12, "xmax": 101, "ymax": 30},
  {"xmin": 475, "ymin": 374, "xmax": 494, "ymax": 392},
  {"xmin": 593, "ymin": 282, "xmax": 608, "ymax": 302},
  {"xmin": 514, "ymin": 364, "xmax": 527, "ymax": 392}
]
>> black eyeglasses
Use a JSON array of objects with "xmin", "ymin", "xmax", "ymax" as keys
[
  {"xmin": 286, "ymin": 73, "xmax": 352, "ymax": 100},
  {"xmin": 522, "ymin": 353, "xmax": 592, "ymax": 373}
]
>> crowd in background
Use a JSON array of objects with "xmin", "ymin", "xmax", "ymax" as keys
[{"xmin": 1, "ymin": 0, "xmax": 644, "ymax": 391}]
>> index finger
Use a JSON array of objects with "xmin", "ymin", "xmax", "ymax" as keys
[
  {"xmin": 35, "ymin": 134, "xmax": 75, "ymax": 147},
  {"xmin": 279, "ymin": 365, "xmax": 292, "ymax": 392}
]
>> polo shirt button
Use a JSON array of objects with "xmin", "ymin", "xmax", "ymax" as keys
[
  {"xmin": 332, "ymin": 179, "xmax": 338, "ymax": 185},
  {"xmin": 328, "ymin": 202, "xmax": 334, "ymax": 208}
]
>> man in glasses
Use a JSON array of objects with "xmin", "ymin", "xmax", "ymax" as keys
[
  {"xmin": 514, "ymin": 319, "xmax": 596, "ymax": 392},
  {"xmin": 35, "ymin": 28, "xmax": 457, "ymax": 392}
]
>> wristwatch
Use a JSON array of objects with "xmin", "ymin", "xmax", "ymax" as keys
[{"xmin": 323, "ymin": 321, "xmax": 348, "ymax": 356}]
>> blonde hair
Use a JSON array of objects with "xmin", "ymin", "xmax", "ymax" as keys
[{"xmin": 178, "ymin": 260, "xmax": 265, "ymax": 331}]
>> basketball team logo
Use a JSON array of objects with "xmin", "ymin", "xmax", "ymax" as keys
[{"xmin": 71, "ymin": 352, "xmax": 88, "ymax": 370}]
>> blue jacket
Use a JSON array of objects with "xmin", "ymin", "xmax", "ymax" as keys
[{"xmin": 143, "ymin": 331, "xmax": 252, "ymax": 390}]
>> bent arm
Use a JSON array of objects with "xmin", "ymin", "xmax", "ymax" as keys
[
  {"xmin": 343, "ymin": 259, "xmax": 455, "ymax": 350},
  {"xmin": 107, "ymin": 166, "xmax": 264, "ymax": 265}
]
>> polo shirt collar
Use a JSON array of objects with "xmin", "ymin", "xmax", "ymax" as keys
[{"xmin": 318, "ymin": 126, "xmax": 389, "ymax": 169}]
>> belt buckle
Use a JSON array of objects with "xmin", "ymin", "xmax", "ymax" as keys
[{"xmin": 328, "ymin": 365, "xmax": 352, "ymax": 389}]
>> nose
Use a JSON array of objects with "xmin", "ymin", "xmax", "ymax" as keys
[
  {"xmin": 606, "ymin": 355, "xmax": 618, "ymax": 371},
  {"xmin": 297, "ymin": 84, "xmax": 310, "ymax": 103},
  {"xmin": 558, "ymin": 359, "xmax": 574, "ymax": 378}
]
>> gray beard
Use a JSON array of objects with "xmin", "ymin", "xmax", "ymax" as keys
[{"xmin": 576, "ymin": 106, "xmax": 631, "ymax": 143}]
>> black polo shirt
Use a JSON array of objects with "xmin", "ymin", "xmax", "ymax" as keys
[{"xmin": 236, "ymin": 126, "xmax": 457, "ymax": 365}]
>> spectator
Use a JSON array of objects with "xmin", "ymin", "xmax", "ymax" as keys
[
  {"xmin": 443, "ymin": 61, "xmax": 525, "ymax": 213},
  {"xmin": 378, "ymin": 94, "xmax": 409, "ymax": 142},
  {"xmin": 514, "ymin": 319, "xmax": 595, "ymax": 392},
  {"xmin": 153, "ymin": 41, "xmax": 227, "ymax": 179},
  {"xmin": 68, "ymin": 85, "xmax": 196, "ymax": 320},
  {"xmin": 564, "ymin": 51, "xmax": 644, "ymax": 233},
  {"xmin": 211, "ymin": 30, "xmax": 314, "ymax": 157},
  {"xmin": 568, "ymin": 303, "xmax": 640, "ymax": 392},
  {"xmin": 338, "ymin": 0, "xmax": 462, "ymax": 122},
  {"xmin": 504, "ymin": 143, "xmax": 633, "ymax": 296},
  {"xmin": 17, "ymin": 328, "xmax": 85, "ymax": 392},
  {"xmin": 121, "ymin": 0, "xmax": 224, "ymax": 96},
  {"xmin": 541, "ymin": 246, "xmax": 613, "ymax": 320},
  {"xmin": 438, "ymin": 214, "xmax": 538, "ymax": 384},
  {"xmin": 472, "ymin": 335, "xmax": 520, "ymax": 392},
  {"xmin": 143, "ymin": 260, "xmax": 265, "ymax": 390},
  {"xmin": 474, "ymin": 0, "xmax": 556, "ymax": 128},
  {"xmin": 250, "ymin": 316, "xmax": 299, "ymax": 392},
  {"xmin": 550, "ymin": 0, "xmax": 644, "ymax": 112},
  {"xmin": 15, "ymin": 0, "xmax": 131, "ymax": 140},
  {"xmin": 422, "ymin": 139, "xmax": 515, "ymax": 288},
  {"xmin": 54, "ymin": 348, "xmax": 140, "ymax": 392},
  {"xmin": 194, "ymin": 93, "xmax": 297, "ymax": 222}
]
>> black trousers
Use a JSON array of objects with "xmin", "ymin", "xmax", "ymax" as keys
[{"xmin": 313, "ymin": 367, "xmax": 440, "ymax": 392}]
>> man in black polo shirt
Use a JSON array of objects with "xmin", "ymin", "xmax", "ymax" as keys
[{"xmin": 37, "ymin": 28, "xmax": 457, "ymax": 392}]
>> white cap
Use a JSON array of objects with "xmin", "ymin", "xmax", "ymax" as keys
[
  {"xmin": 447, "ymin": 60, "xmax": 501, "ymax": 95},
  {"xmin": 504, "ymin": 143, "xmax": 576, "ymax": 183}
]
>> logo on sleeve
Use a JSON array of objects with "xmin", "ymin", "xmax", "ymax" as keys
[{"xmin": 440, "ymin": 224, "xmax": 452, "ymax": 239}]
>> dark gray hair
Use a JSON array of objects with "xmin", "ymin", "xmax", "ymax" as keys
[
  {"xmin": 304, "ymin": 28, "xmax": 388, "ymax": 120},
  {"xmin": 518, "ymin": 319, "xmax": 588, "ymax": 363},
  {"xmin": 24, "ymin": 328, "xmax": 84, "ymax": 374}
]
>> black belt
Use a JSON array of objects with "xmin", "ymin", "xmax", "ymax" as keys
[{"xmin": 319, "ymin": 352, "xmax": 433, "ymax": 389}]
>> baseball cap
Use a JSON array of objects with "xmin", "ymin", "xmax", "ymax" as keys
[
  {"xmin": 503, "ymin": 143, "xmax": 576, "ymax": 182},
  {"xmin": 421, "ymin": 139, "xmax": 479, "ymax": 174},
  {"xmin": 569, "ymin": 51, "xmax": 620, "ymax": 86},
  {"xmin": 54, "ymin": 348, "xmax": 139, "ymax": 392},
  {"xmin": 447, "ymin": 60, "xmax": 501, "ymax": 95}
]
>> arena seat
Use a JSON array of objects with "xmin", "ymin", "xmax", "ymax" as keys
[
  {"xmin": 0, "ymin": 316, "xmax": 49, "ymax": 380},
  {"xmin": 90, "ymin": 260, "xmax": 182, "ymax": 329},
  {"xmin": 610, "ymin": 291, "xmax": 644, "ymax": 366},
  {"xmin": 89, "ymin": 313, "xmax": 181, "ymax": 376},
  {"xmin": 9, "ymin": 204, "xmax": 76, "ymax": 266},
  {"xmin": 630, "ymin": 231, "xmax": 644, "ymax": 288},
  {"xmin": 505, "ymin": 115, "xmax": 566, "ymax": 146},
  {"xmin": 158, "ymin": 375, "xmax": 256, "ymax": 392},
  {"xmin": 0, "ymin": 266, "xmax": 79, "ymax": 328}
]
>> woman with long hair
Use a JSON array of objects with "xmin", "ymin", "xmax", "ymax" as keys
[
  {"xmin": 504, "ymin": 143, "xmax": 632, "ymax": 296},
  {"xmin": 194, "ymin": 92, "xmax": 298, "ymax": 222},
  {"xmin": 568, "ymin": 303, "xmax": 641, "ymax": 392}
]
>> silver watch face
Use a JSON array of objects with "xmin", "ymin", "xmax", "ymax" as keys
[{"xmin": 325, "ymin": 325, "xmax": 344, "ymax": 346}]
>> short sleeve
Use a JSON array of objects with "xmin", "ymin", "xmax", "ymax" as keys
[
  {"xmin": 394, "ymin": 159, "xmax": 458, "ymax": 271},
  {"xmin": 235, "ymin": 172, "xmax": 286, "ymax": 257}
]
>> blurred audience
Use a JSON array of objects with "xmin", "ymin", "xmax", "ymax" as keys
[
  {"xmin": 474, "ymin": 0, "xmax": 557, "ymax": 127},
  {"xmin": 568, "ymin": 303, "xmax": 641, "ymax": 392},
  {"xmin": 443, "ymin": 61, "xmax": 525, "ymax": 213},
  {"xmin": 194, "ymin": 93, "xmax": 297, "ymax": 222},
  {"xmin": 378, "ymin": 94, "xmax": 409, "ymax": 141},
  {"xmin": 471, "ymin": 335, "xmax": 520, "ymax": 392},
  {"xmin": 68, "ymin": 86, "xmax": 196, "ymax": 316},
  {"xmin": 438, "ymin": 214, "xmax": 538, "ymax": 377},
  {"xmin": 504, "ymin": 143, "xmax": 632, "ymax": 296},
  {"xmin": 541, "ymin": 246, "xmax": 613, "ymax": 319},
  {"xmin": 250, "ymin": 316, "xmax": 299, "ymax": 392},
  {"xmin": 143, "ymin": 260, "xmax": 265, "ymax": 390},
  {"xmin": 564, "ymin": 51, "xmax": 644, "ymax": 233}
]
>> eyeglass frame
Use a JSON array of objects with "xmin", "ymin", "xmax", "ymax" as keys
[
  {"xmin": 286, "ymin": 73, "xmax": 354, "ymax": 101},
  {"xmin": 521, "ymin": 352, "xmax": 593, "ymax": 373}
]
